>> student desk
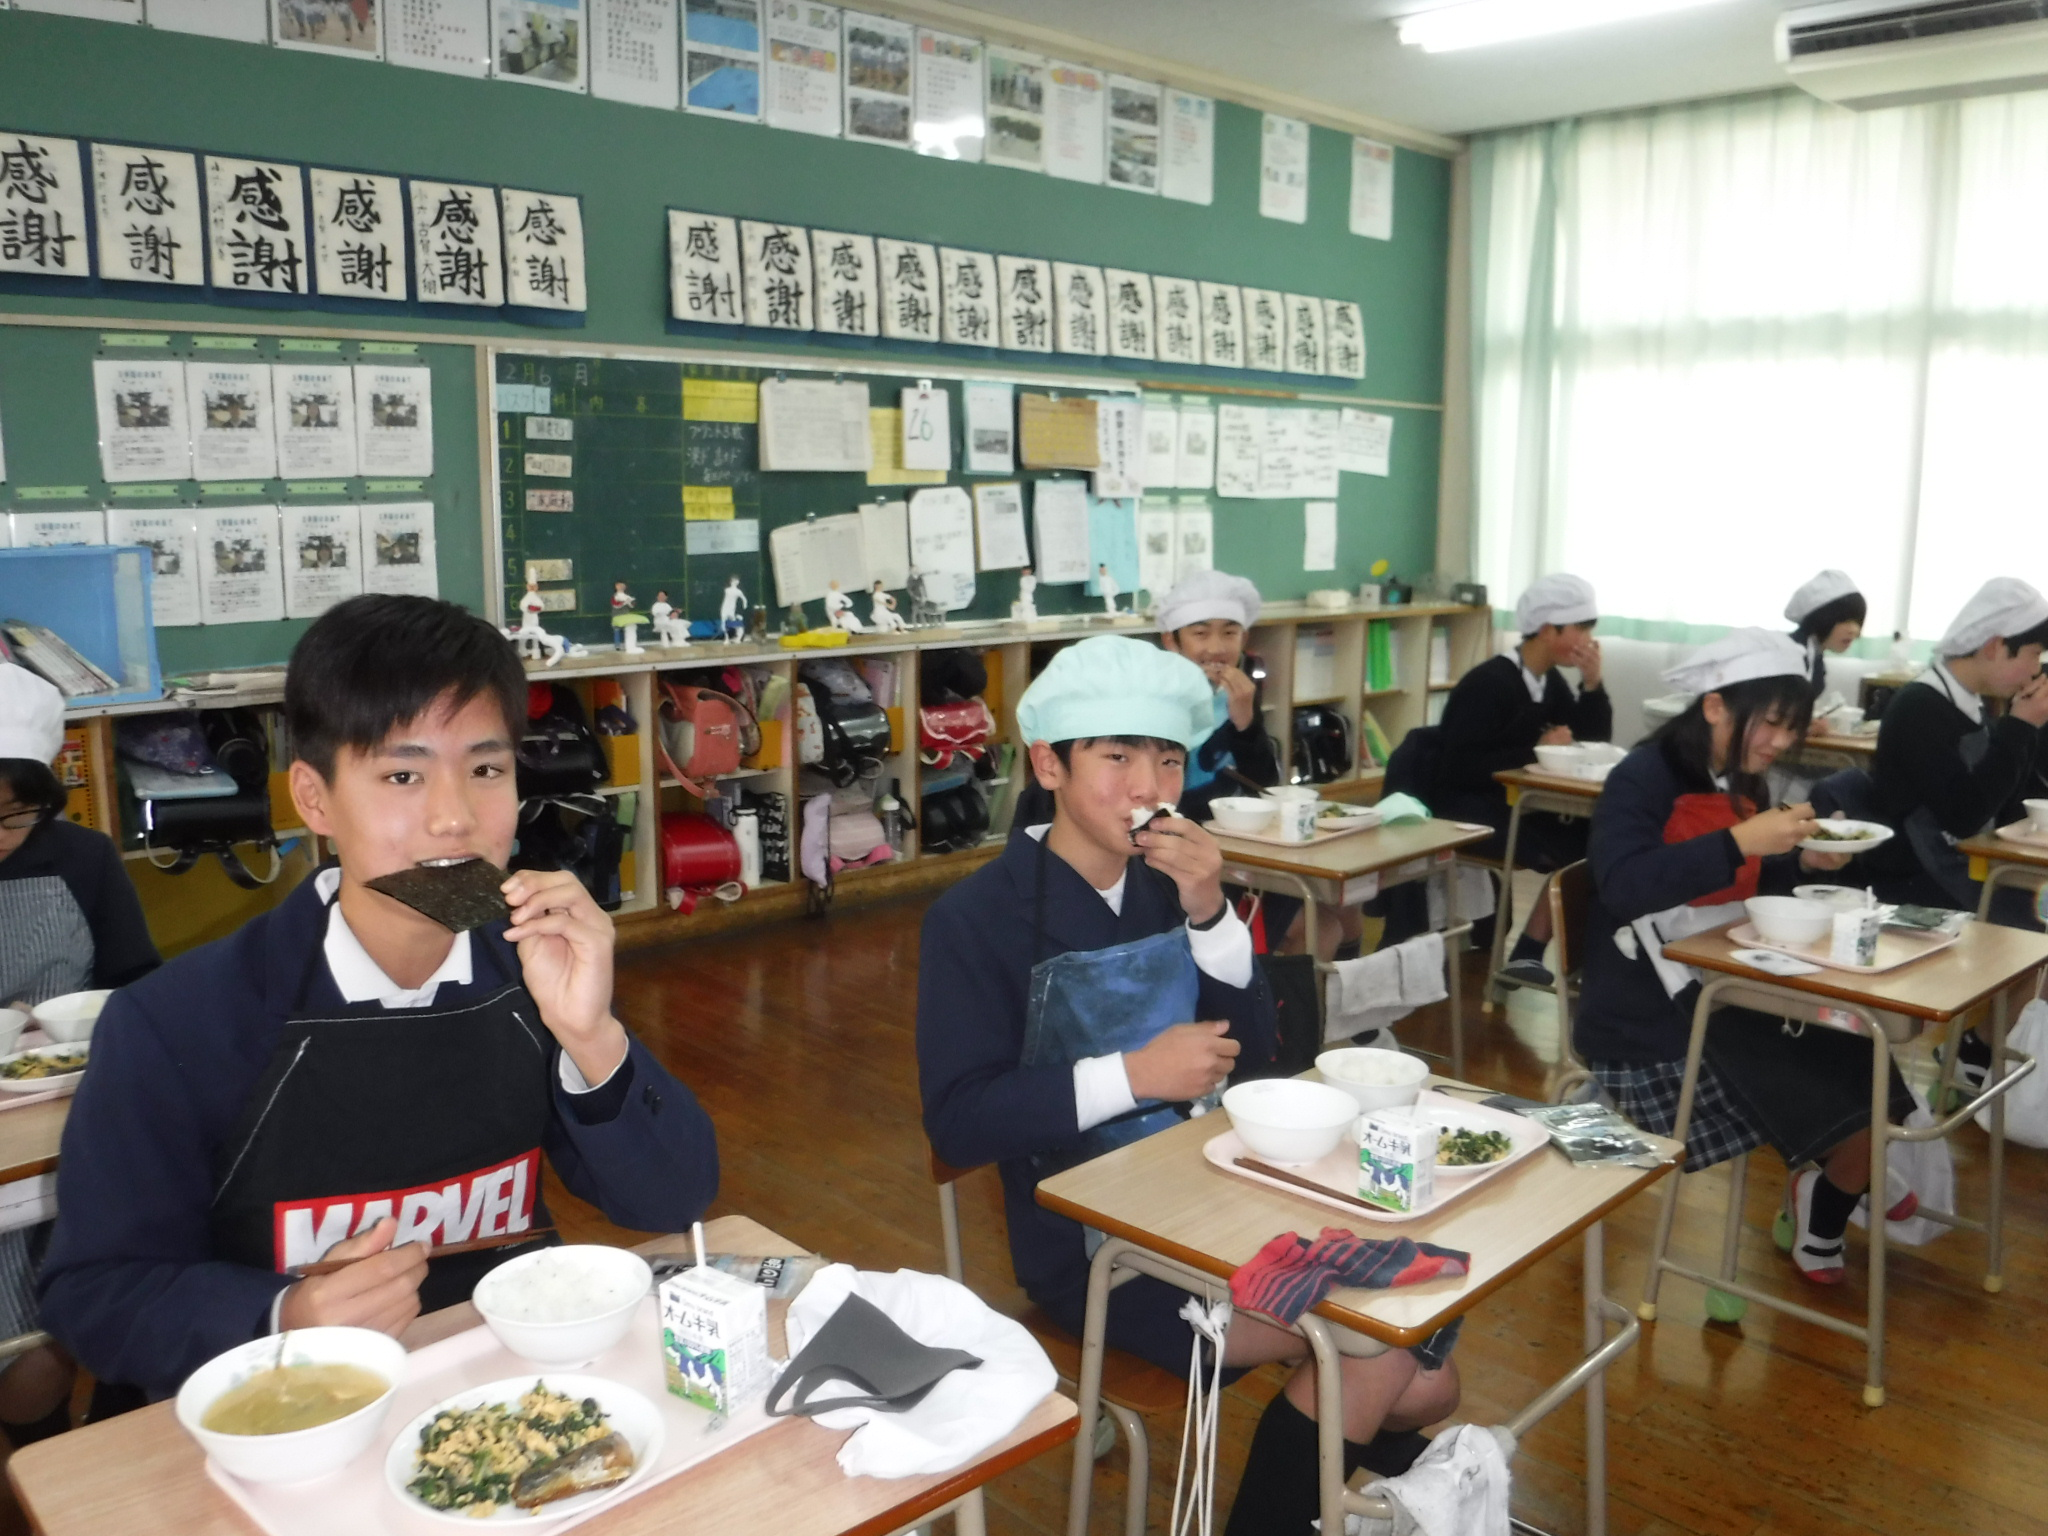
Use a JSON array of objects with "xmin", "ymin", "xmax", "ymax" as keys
[
  {"xmin": 1484, "ymin": 768, "xmax": 1607, "ymax": 1014},
  {"xmin": 1961, "ymin": 825, "xmax": 2048, "ymax": 921},
  {"xmin": 7, "ymin": 1215, "xmax": 1078, "ymax": 1536},
  {"xmin": 1037, "ymin": 1078, "xmax": 1678, "ymax": 1536},
  {"xmin": 1209, "ymin": 819, "xmax": 1494, "ymax": 1077},
  {"xmin": 1645, "ymin": 920, "xmax": 2048, "ymax": 1406},
  {"xmin": 0, "ymin": 1096, "xmax": 66, "ymax": 1184}
]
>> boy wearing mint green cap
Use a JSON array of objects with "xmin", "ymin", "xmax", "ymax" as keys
[{"xmin": 916, "ymin": 636, "xmax": 1457, "ymax": 1536}]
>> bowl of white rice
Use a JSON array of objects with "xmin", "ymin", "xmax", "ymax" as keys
[
  {"xmin": 1316, "ymin": 1047, "xmax": 1429, "ymax": 1113},
  {"xmin": 472, "ymin": 1245, "xmax": 653, "ymax": 1366}
]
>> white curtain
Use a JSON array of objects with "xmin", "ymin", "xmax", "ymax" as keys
[{"xmin": 1471, "ymin": 89, "xmax": 2048, "ymax": 645}]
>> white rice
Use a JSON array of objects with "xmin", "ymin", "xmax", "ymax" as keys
[
  {"xmin": 1323, "ymin": 1051, "xmax": 1422, "ymax": 1087},
  {"xmin": 478, "ymin": 1250, "xmax": 645, "ymax": 1324}
]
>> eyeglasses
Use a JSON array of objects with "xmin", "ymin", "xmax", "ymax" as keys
[{"xmin": 0, "ymin": 807, "xmax": 57, "ymax": 832}]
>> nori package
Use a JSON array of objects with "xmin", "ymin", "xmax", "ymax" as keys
[{"xmin": 364, "ymin": 859, "xmax": 512, "ymax": 933}]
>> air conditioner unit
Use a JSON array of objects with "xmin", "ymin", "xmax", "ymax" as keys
[{"xmin": 1777, "ymin": 0, "xmax": 2048, "ymax": 109}]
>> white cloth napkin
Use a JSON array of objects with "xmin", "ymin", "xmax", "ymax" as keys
[
  {"xmin": 1335, "ymin": 1424, "xmax": 1517, "ymax": 1536},
  {"xmin": 781, "ymin": 1264, "xmax": 1056, "ymax": 1479},
  {"xmin": 1325, "ymin": 935, "xmax": 1448, "ymax": 1044}
]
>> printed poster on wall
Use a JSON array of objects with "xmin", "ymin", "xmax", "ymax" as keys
[
  {"xmin": 272, "ymin": 363, "xmax": 359, "ymax": 479},
  {"xmin": 684, "ymin": 0, "xmax": 763, "ymax": 119},
  {"xmin": 206, "ymin": 156, "xmax": 310, "ymax": 297},
  {"xmin": 493, "ymin": 0, "xmax": 588, "ymax": 91},
  {"xmin": 1174, "ymin": 499, "xmax": 1213, "ymax": 585},
  {"xmin": 939, "ymin": 246, "xmax": 996, "ymax": 346},
  {"xmin": 906, "ymin": 485, "xmax": 974, "ymax": 610},
  {"xmin": 842, "ymin": 10, "xmax": 913, "ymax": 148},
  {"xmin": 811, "ymin": 229, "xmax": 879, "ymax": 336},
  {"xmin": 11, "ymin": 511, "xmax": 106, "ymax": 547},
  {"xmin": 187, "ymin": 361, "xmax": 278, "ymax": 482},
  {"xmin": 0, "ymin": 133, "xmax": 90, "ymax": 280},
  {"xmin": 1086, "ymin": 494, "xmax": 1138, "ymax": 598},
  {"xmin": 1104, "ymin": 267, "xmax": 1153, "ymax": 361},
  {"xmin": 1242, "ymin": 287, "xmax": 1284, "ymax": 372},
  {"xmin": 1105, "ymin": 75, "xmax": 1161, "ymax": 194},
  {"xmin": 354, "ymin": 366, "xmax": 435, "ymax": 477},
  {"xmin": 740, "ymin": 219, "xmax": 812, "ymax": 329},
  {"xmin": 142, "ymin": 0, "xmax": 267, "ymax": 36},
  {"xmin": 764, "ymin": 0, "xmax": 842, "ymax": 137},
  {"xmin": 962, "ymin": 380, "xmax": 1012, "ymax": 474},
  {"xmin": 996, "ymin": 254, "xmax": 1051, "ymax": 353},
  {"xmin": 984, "ymin": 45, "xmax": 1045, "ymax": 173},
  {"xmin": 362, "ymin": 502, "xmax": 439, "ymax": 597},
  {"xmin": 1092, "ymin": 398, "xmax": 1142, "ymax": 500},
  {"xmin": 971, "ymin": 481, "xmax": 1027, "ymax": 570},
  {"xmin": 1031, "ymin": 477, "xmax": 1090, "ymax": 585},
  {"xmin": 500, "ymin": 187, "xmax": 585, "ymax": 310},
  {"xmin": 283, "ymin": 505, "xmax": 365, "ymax": 619},
  {"xmin": 273, "ymin": 0, "xmax": 383, "ymax": 57},
  {"xmin": 1051, "ymin": 262, "xmax": 1105, "ymax": 357},
  {"xmin": 411, "ymin": 179, "xmax": 504, "ymax": 306},
  {"xmin": 590, "ymin": 0, "xmax": 679, "ymax": 108},
  {"xmin": 1284, "ymin": 293, "xmax": 1325, "ymax": 375},
  {"xmin": 912, "ymin": 28, "xmax": 982, "ymax": 161},
  {"xmin": 106, "ymin": 509, "xmax": 202, "ymax": 628},
  {"xmin": 1161, "ymin": 90, "xmax": 1214, "ymax": 207},
  {"xmin": 91, "ymin": 144, "xmax": 204, "ymax": 287},
  {"xmin": 1350, "ymin": 136, "xmax": 1395, "ymax": 241},
  {"xmin": 1175, "ymin": 399, "xmax": 1215, "ymax": 489},
  {"xmin": 1151, "ymin": 276, "xmax": 1199, "ymax": 367},
  {"xmin": 668, "ymin": 209, "xmax": 742, "ymax": 323},
  {"xmin": 310, "ymin": 168, "xmax": 407, "ymax": 302},
  {"xmin": 1260, "ymin": 113, "xmax": 1310, "ymax": 224},
  {"xmin": 93, "ymin": 359, "xmax": 191, "ymax": 482},
  {"xmin": 1325, "ymin": 299, "xmax": 1367, "ymax": 380},
  {"xmin": 386, "ymin": 0, "xmax": 492, "ymax": 75},
  {"xmin": 13, "ymin": 0, "xmax": 140, "ymax": 20},
  {"xmin": 1137, "ymin": 498, "xmax": 1175, "ymax": 596},
  {"xmin": 198, "ymin": 507, "xmax": 285, "ymax": 625},
  {"xmin": 1199, "ymin": 281, "xmax": 1243, "ymax": 369},
  {"xmin": 1044, "ymin": 60, "xmax": 1105, "ymax": 184},
  {"xmin": 876, "ymin": 237, "xmax": 938, "ymax": 342}
]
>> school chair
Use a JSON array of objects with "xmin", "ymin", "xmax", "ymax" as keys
[
  {"xmin": 930, "ymin": 1149, "xmax": 1181, "ymax": 1536},
  {"xmin": 1542, "ymin": 860, "xmax": 1596, "ymax": 1104}
]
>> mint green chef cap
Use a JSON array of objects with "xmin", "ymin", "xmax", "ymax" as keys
[{"xmin": 1016, "ymin": 634, "xmax": 1217, "ymax": 751}]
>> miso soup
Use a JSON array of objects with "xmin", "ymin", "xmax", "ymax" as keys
[{"xmin": 202, "ymin": 1362, "xmax": 389, "ymax": 1436}]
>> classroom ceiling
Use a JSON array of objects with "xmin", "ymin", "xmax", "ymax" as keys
[{"xmin": 957, "ymin": 0, "xmax": 1795, "ymax": 137}]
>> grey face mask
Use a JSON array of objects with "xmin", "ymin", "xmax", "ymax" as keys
[{"xmin": 765, "ymin": 1294, "xmax": 983, "ymax": 1417}]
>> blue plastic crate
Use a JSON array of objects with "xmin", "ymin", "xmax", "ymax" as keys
[{"xmin": 0, "ymin": 545, "xmax": 163, "ymax": 706}]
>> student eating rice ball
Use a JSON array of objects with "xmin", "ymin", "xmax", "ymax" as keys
[{"xmin": 41, "ymin": 596, "xmax": 719, "ymax": 1404}]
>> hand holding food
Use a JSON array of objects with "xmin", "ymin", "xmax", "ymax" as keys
[
  {"xmin": 2013, "ymin": 673, "xmax": 2048, "ymax": 728},
  {"xmin": 1133, "ymin": 812, "xmax": 1226, "ymax": 924},
  {"xmin": 1733, "ymin": 803, "xmax": 1818, "ymax": 859},
  {"xmin": 1214, "ymin": 663, "xmax": 1258, "ymax": 730},
  {"xmin": 1126, "ymin": 1021, "xmax": 1239, "ymax": 1102},
  {"xmin": 1573, "ymin": 636, "xmax": 1604, "ymax": 688},
  {"xmin": 277, "ymin": 1216, "xmax": 428, "ymax": 1337}
]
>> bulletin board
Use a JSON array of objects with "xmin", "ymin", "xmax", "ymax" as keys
[{"xmin": 0, "ymin": 317, "xmax": 482, "ymax": 675}]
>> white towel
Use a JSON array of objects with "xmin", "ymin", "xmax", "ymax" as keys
[
  {"xmin": 1337, "ymin": 1424, "xmax": 1517, "ymax": 1536},
  {"xmin": 1325, "ymin": 935, "xmax": 1448, "ymax": 1044},
  {"xmin": 1397, "ymin": 933, "xmax": 1447, "ymax": 1008},
  {"xmin": 1336, "ymin": 949, "xmax": 1405, "ymax": 1016}
]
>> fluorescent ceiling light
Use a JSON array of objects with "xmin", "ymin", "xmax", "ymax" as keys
[{"xmin": 1395, "ymin": 0, "xmax": 1736, "ymax": 53}]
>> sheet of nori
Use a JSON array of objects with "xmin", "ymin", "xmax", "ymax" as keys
[{"xmin": 363, "ymin": 859, "xmax": 512, "ymax": 932}]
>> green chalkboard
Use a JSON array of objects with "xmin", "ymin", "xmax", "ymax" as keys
[{"xmin": 0, "ymin": 320, "xmax": 481, "ymax": 674}]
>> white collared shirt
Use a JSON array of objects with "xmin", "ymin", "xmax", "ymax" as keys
[{"xmin": 1519, "ymin": 660, "xmax": 1548, "ymax": 704}]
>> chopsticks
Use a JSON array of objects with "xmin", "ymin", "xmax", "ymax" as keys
[
  {"xmin": 1233, "ymin": 1157, "xmax": 1393, "ymax": 1217},
  {"xmin": 289, "ymin": 1225, "xmax": 554, "ymax": 1279}
]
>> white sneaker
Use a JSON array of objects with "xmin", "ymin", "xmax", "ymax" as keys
[{"xmin": 1788, "ymin": 1169, "xmax": 1847, "ymax": 1286}]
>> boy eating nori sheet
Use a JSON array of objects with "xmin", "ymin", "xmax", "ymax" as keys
[
  {"xmin": 41, "ymin": 596, "xmax": 720, "ymax": 1403},
  {"xmin": 917, "ymin": 636, "xmax": 1458, "ymax": 1536}
]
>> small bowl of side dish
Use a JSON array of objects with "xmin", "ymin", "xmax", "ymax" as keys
[
  {"xmin": 472, "ymin": 1245, "xmax": 652, "ymax": 1367},
  {"xmin": 176, "ymin": 1326, "xmax": 405, "ymax": 1485},
  {"xmin": 0, "ymin": 1043, "xmax": 90, "ymax": 1094},
  {"xmin": 31, "ymin": 989, "xmax": 111, "ymax": 1045},
  {"xmin": 1208, "ymin": 796, "xmax": 1275, "ymax": 834}
]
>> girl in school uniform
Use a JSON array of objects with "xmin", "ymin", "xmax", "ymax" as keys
[
  {"xmin": 917, "ymin": 636, "xmax": 1458, "ymax": 1536},
  {"xmin": 1575, "ymin": 630, "xmax": 1916, "ymax": 1284},
  {"xmin": 0, "ymin": 662, "xmax": 159, "ymax": 1445},
  {"xmin": 1785, "ymin": 570, "xmax": 1866, "ymax": 700}
]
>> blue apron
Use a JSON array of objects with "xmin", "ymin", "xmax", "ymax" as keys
[
  {"xmin": 1180, "ymin": 690, "xmax": 1233, "ymax": 793},
  {"xmin": 1017, "ymin": 835, "xmax": 1203, "ymax": 1177}
]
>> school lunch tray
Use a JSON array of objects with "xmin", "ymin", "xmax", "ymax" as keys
[
  {"xmin": 1993, "ymin": 820, "xmax": 2048, "ymax": 851},
  {"xmin": 202, "ymin": 1293, "xmax": 779, "ymax": 1536},
  {"xmin": 1724, "ymin": 921, "xmax": 1962, "ymax": 976},
  {"xmin": 1201, "ymin": 1089, "xmax": 1552, "ymax": 1224},
  {"xmin": 1206, "ymin": 810, "xmax": 1384, "ymax": 847}
]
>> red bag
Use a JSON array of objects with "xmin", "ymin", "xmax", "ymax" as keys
[
  {"xmin": 661, "ymin": 811, "xmax": 741, "ymax": 890},
  {"xmin": 658, "ymin": 684, "xmax": 748, "ymax": 794},
  {"xmin": 919, "ymin": 697, "xmax": 995, "ymax": 761}
]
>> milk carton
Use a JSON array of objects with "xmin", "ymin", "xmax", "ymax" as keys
[
  {"xmin": 1358, "ymin": 1110, "xmax": 1437, "ymax": 1214},
  {"xmin": 660, "ymin": 1264, "xmax": 770, "ymax": 1416}
]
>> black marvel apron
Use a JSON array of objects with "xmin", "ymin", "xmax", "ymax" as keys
[{"xmin": 210, "ymin": 917, "xmax": 557, "ymax": 1314}]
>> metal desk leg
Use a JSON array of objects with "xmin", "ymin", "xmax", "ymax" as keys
[
  {"xmin": 1987, "ymin": 984, "xmax": 2012, "ymax": 1293},
  {"xmin": 1296, "ymin": 1316, "xmax": 1351, "ymax": 1536},
  {"xmin": 1637, "ymin": 985, "xmax": 1715, "ymax": 1320},
  {"xmin": 1445, "ymin": 865, "xmax": 1467, "ymax": 1082},
  {"xmin": 1485, "ymin": 795, "xmax": 1527, "ymax": 1014},
  {"xmin": 1865, "ymin": 1029, "xmax": 1890, "ymax": 1408},
  {"xmin": 1064, "ymin": 1240, "xmax": 1118, "ymax": 1536},
  {"xmin": 1584, "ymin": 1222, "xmax": 1608, "ymax": 1536}
]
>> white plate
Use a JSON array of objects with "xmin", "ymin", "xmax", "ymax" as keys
[
  {"xmin": 1418, "ymin": 1106, "xmax": 1520, "ymax": 1178},
  {"xmin": 0, "ymin": 1042, "xmax": 89, "ymax": 1094},
  {"xmin": 384, "ymin": 1375, "xmax": 665, "ymax": 1525},
  {"xmin": 1798, "ymin": 819, "xmax": 1894, "ymax": 855}
]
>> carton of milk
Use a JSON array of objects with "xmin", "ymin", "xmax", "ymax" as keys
[
  {"xmin": 660, "ymin": 1264, "xmax": 770, "ymax": 1416},
  {"xmin": 1358, "ymin": 1110, "xmax": 1437, "ymax": 1214}
]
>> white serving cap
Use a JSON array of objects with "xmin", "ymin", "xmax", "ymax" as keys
[
  {"xmin": 1514, "ymin": 573, "xmax": 1598, "ymax": 634},
  {"xmin": 1939, "ymin": 577, "xmax": 2048, "ymax": 657},
  {"xmin": 1156, "ymin": 569, "xmax": 1262, "ymax": 635},
  {"xmin": 1784, "ymin": 570, "xmax": 1860, "ymax": 625},
  {"xmin": 0, "ymin": 663, "xmax": 64, "ymax": 764},
  {"xmin": 1662, "ymin": 628, "xmax": 1810, "ymax": 696}
]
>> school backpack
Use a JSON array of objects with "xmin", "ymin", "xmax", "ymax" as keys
[
  {"xmin": 656, "ymin": 675, "xmax": 758, "ymax": 796},
  {"xmin": 516, "ymin": 684, "xmax": 607, "ymax": 802}
]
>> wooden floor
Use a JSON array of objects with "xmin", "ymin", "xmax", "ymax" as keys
[{"xmin": 12, "ymin": 888, "xmax": 2046, "ymax": 1536}]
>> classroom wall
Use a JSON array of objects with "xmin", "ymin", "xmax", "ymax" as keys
[{"xmin": 0, "ymin": 9, "xmax": 1452, "ymax": 656}]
